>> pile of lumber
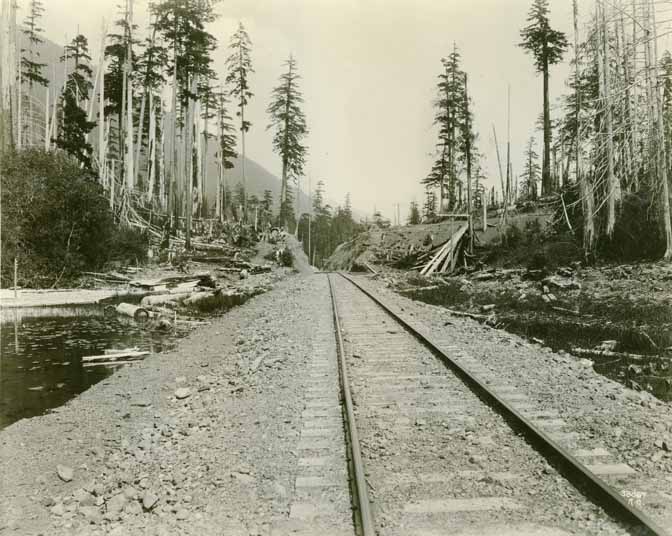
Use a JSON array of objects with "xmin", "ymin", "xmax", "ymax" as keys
[{"xmin": 418, "ymin": 224, "xmax": 469, "ymax": 276}]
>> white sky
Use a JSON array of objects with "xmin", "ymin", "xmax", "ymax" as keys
[{"xmin": 36, "ymin": 0, "xmax": 672, "ymax": 220}]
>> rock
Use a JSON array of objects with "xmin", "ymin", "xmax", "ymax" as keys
[
  {"xmin": 73, "ymin": 488, "xmax": 96, "ymax": 507},
  {"xmin": 123, "ymin": 486, "xmax": 138, "ymax": 500},
  {"xmin": 125, "ymin": 500, "xmax": 143, "ymax": 516},
  {"xmin": 142, "ymin": 492, "xmax": 159, "ymax": 511},
  {"xmin": 240, "ymin": 269, "xmax": 249, "ymax": 279},
  {"xmin": 57, "ymin": 465, "xmax": 74, "ymax": 482},
  {"xmin": 480, "ymin": 304, "xmax": 496, "ymax": 313},
  {"xmin": 106, "ymin": 492, "xmax": 127, "ymax": 515},
  {"xmin": 543, "ymin": 275, "xmax": 581, "ymax": 290},
  {"xmin": 231, "ymin": 471, "xmax": 254, "ymax": 485},
  {"xmin": 598, "ymin": 340, "xmax": 618, "ymax": 351},
  {"xmin": 51, "ymin": 502, "xmax": 66, "ymax": 516},
  {"xmin": 79, "ymin": 505, "xmax": 102, "ymax": 524},
  {"xmin": 174, "ymin": 387, "xmax": 191, "ymax": 400},
  {"xmin": 176, "ymin": 508, "xmax": 189, "ymax": 520}
]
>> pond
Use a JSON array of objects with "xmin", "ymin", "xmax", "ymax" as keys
[{"xmin": 0, "ymin": 305, "xmax": 181, "ymax": 430}]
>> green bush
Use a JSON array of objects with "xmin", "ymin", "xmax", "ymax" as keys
[{"xmin": 1, "ymin": 149, "xmax": 147, "ymax": 286}]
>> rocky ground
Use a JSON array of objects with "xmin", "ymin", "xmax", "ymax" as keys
[
  {"xmin": 382, "ymin": 261, "xmax": 672, "ymax": 401},
  {"xmin": 0, "ymin": 241, "xmax": 322, "ymax": 536},
  {"xmin": 3, "ymin": 255, "xmax": 672, "ymax": 534}
]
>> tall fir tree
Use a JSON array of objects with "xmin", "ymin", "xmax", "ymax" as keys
[
  {"xmin": 55, "ymin": 34, "xmax": 96, "ymax": 170},
  {"xmin": 519, "ymin": 0, "xmax": 568, "ymax": 196},
  {"xmin": 423, "ymin": 46, "xmax": 472, "ymax": 211},
  {"xmin": 214, "ymin": 87, "xmax": 237, "ymax": 221},
  {"xmin": 20, "ymin": 0, "xmax": 48, "ymax": 147},
  {"xmin": 225, "ymin": 22, "xmax": 253, "ymax": 218},
  {"xmin": 104, "ymin": 4, "xmax": 139, "ymax": 174},
  {"xmin": 267, "ymin": 55, "xmax": 308, "ymax": 228}
]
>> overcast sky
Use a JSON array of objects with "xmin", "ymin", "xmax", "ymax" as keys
[{"xmin": 36, "ymin": 0, "xmax": 672, "ymax": 220}]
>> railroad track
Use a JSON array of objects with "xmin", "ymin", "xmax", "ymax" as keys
[{"xmin": 324, "ymin": 272, "xmax": 668, "ymax": 536}]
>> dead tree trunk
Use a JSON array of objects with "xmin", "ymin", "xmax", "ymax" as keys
[
  {"xmin": 600, "ymin": 0, "xmax": 619, "ymax": 238},
  {"xmin": 650, "ymin": 0, "xmax": 672, "ymax": 259}
]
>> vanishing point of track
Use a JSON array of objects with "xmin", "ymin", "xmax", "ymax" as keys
[{"xmin": 327, "ymin": 272, "xmax": 668, "ymax": 536}]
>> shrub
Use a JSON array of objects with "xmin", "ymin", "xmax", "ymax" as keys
[
  {"xmin": 280, "ymin": 247, "xmax": 294, "ymax": 267},
  {"xmin": 1, "ymin": 149, "xmax": 147, "ymax": 286}
]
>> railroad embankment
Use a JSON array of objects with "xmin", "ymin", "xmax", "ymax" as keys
[{"xmin": 0, "ymin": 272, "xmax": 671, "ymax": 534}]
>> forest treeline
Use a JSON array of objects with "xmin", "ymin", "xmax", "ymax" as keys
[
  {"xmin": 420, "ymin": 0, "xmax": 672, "ymax": 262},
  {"xmin": 0, "ymin": 0, "xmax": 364, "ymax": 281}
]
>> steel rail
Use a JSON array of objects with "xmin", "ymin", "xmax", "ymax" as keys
[
  {"xmin": 327, "ymin": 274, "xmax": 376, "ymax": 536},
  {"xmin": 338, "ymin": 272, "xmax": 668, "ymax": 536}
]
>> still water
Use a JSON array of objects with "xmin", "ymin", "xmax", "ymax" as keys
[{"xmin": 0, "ymin": 305, "xmax": 179, "ymax": 429}]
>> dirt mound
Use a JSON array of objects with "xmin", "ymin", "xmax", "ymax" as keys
[{"xmin": 285, "ymin": 235, "xmax": 313, "ymax": 274}]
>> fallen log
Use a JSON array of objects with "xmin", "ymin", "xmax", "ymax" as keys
[
  {"xmin": 183, "ymin": 290, "xmax": 221, "ymax": 306},
  {"xmin": 443, "ymin": 307, "xmax": 490, "ymax": 321},
  {"xmin": 82, "ymin": 350, "xmax": 149, "ymax": 362},
  {"xmin": 141, "ymin": 292, "xmax": 193, "ymax": 307},
  {"xmin": 116, "ymin": 303, "xmax": 150, "ymax": 321},
  {"xmin": 82, "ymin": 271, "xmax": 131, "ymax": 282},
  {"xmin": 130, "ymin": 272, "xmax": 215, "ymax": 290},
  {"xmin": 551, "ymin": 306, "xmax": 581, "ymax": 316},
  {"xmin": 571, "ymin": 347, "xmax": 669, "ymax": 362}
]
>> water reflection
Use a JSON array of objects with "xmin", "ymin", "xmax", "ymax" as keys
[{"xmin": 0, "ymin": 304, "xmax": 178, "ymax": 429}]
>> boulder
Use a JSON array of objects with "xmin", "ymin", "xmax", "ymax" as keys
[{"xmin": 57, "ymin": 465, "xmax": 74, "ymax": 482}]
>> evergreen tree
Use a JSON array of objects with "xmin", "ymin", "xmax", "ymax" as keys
[
  {"xmin": 225, "ymin": 22, "xmax": 253, "ymax": 217},
  {"xmin": 423, "ymin": 46, "xmax": 472, "ymax": 211},
  {"xmin": 214, "ymin": 87, "xmax": 237, "ymax": 220},
  {"xmin": 104, "ymin": 5, "xmax": 139, "ymax": 168},
  {"xmin": 521, "ymin": 137, "xmax": 541, "ymax": 200},
  {"xmin": 407, "ymin": 201, "xmax": 421, "ymax": 225},
  {"xmin": 55, "ymin": 35, "xmax": 96, "ymax": 170},
  {"xmin": 267, "ymin": 55, "xmax": 309, "ymax": 227},
  {"xmin": 134, "ymin": 23, "xmax": 169, "ymax": 189},
  {"xmin": 423, "ymin": 188, "xmax": 437, "ymax": 220},
  {"xmin": 661, "ymin": 51, "xmax": 672, "ymax": 164},
  {"xmin": 20, "ymin": 0, "xmax": 48, "ymax": 146},
  {"xmin": 152, "ymin": 0, "xmax": 218, "ymax": 111},
  {"xmin": 519, "ymin": 0, "xmax": 568, "ymax": 196},
  {"xmin": 261, "ymin": 189, "xmax": 273, "ymax": 226}
]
